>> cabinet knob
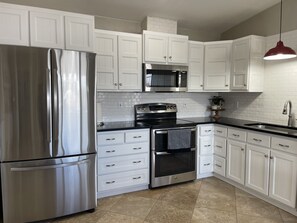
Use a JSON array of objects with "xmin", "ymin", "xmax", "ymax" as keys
[
  {"xmin": 114, "ymin": 83, "xmax": 117, "ymax": 86},
  {"xmin": 119, "ymin": 83, "xmax": 122, "ymax": 86},
  {"xmin": 169, "ymin": 56, "xmax": 172, "ymax": 59},
  {"xmin": 225, "ymin": 84, "xmax": 229, "ymax": 87},
  {"xmin": 164, "ymin": 56, "xmax": 167, "ymax": 59},
  {"xmin": 270, "ymin": 156, "xmax": 274, "ymax": 159},
  {"xmin": 264, "ymin": 154, "xmax": 268, "ymax": 158},
  {"xmin": 200, "ymin": 85, "xmax": 203, "ymax": 87},
  {"xmin": 244, "ymin": 84, "xmax": 247, "ymax": 87},
  {"xmin": 241, "ymin": 148, "xmax": 244, "ymax": 151}
]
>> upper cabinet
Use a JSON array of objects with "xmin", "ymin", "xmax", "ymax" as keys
[
  {"xmin": 204, "ymin": 41, "xmax": 232, "ymax": 91},
  {"xmin": 64, "ymin": 14, "xmax": 94, "ymax": 52},
  {"xmin": 230, "ymin": 35, "xmax": 265, "ymax": 92},
  {"xmin": 187, "ymin": 41, "xmax": 204, "ymax": 92},
  {"xmin": 0, "ymin": 3, "xmax": 94, "ymax": 51},
  {"xmin": 0, "ymin": 3, "xmax": 29, "ymax": 46},
  {"xmin": 143, "ymin": 31, "xmax": 188, "ymax": 65},
  {"xmin": 95, "ymin": 30, "xmax": 142, "ymax": 92}
]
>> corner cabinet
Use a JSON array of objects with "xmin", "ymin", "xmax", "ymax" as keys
[
  {"xmin": 187, "ymin": 41, "xmax": 204, "ymax": 92},
  {"xmin": 0, "ymin": 3, "xmax": 29, "ymax": 46},
  {"xmin": 143, "ymin": 30, "xmax": 188, "ymax": 65},
  {"xmin": 204, "ymin": 41, "xmax": 232, "ymax": 91},
  {"xmin": 230, "ymin": 35, "xmax": 265, "ymax": 92},
  {"xmin": 95, "ymin": 30, "xmax": 142, "ymax": 92}
]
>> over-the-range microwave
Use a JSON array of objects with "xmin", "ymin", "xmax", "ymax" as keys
[{"xmin": 143, "ymin": 63, "xmax": 188, "ymax": 92}]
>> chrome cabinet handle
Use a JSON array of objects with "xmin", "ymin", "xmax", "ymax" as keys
[
  {"xmin": 133, "ymin": 176, "xmax": 141, "ymax": 180},
  {"xmin": 169, "ymin": 56, "xmax": 172, "ymax": 59},
  {"xmin": 106, "ymin": 181, "xmax": 115, "ymax": 184},
  {"xmin": 270, "ymin": 156, "xmax": 274, "ymax": 159},
  {"xmin": 133, "ymin": 161, "xmax": 141, "ymax": 164},
  {"xmin": 215, "ymin": 145, "xmax": 222, "ymax": 148},
  {"xmin": 106, "ymin": 164, "xmax": 115, "ymax": 167},
  {"xmin": 215, "ymin": 164, "xmax": 222, "ymax": 168},
  {"xmin": 241, "ymin": 148, "xmax": 244, "ymax": 151},
  {"xmin": 200, "ymin": 84, "xmax": 203, "ymax": 87},
  {"xmin": 216, "ymin": 130, "xmax": 223, "ymax": 133},
  {"xmin": 232, "ymin": 134, "xmax": 240, "ymax": 137},
  {"xmin": 253, "ymin": 138, "xmax": 262, "ymax": 142},
  {"xmin": 164, "ymin": 56, "xmax": 167, "ymax": 59},
  {"xmin": 119, "ymin": 83, "xmax": 122, "ymax": 86},
  {"xmin": 114, "ymin": 83, "xmax": 117, "ymax": 86},
  {"xmin": 133, "ymin": 136, "xmax": 142, "ymax": 139},
  {"xmin": 205, "ymin": 130, "xmax": 211, "ymax": 132},
  {"xmin": 106, "ymin": 138, "xmax": 115, "ymax": 141},
  {"xmin": 278, "ymin": 143, "xmax": 289, "ymax": 148},
  {"xmin": 204, "ymin": 163, "xmax": 211, "ymax": 166},
  {"xmin": 264, "ymin": 154, "xmax": 268, "ymax": 158},
  {"xmin": 204, "ymin": 145, "xmax": 211, "ymax": 147},
  {"xmin": 106, "ymin": 150, "xmax": 115, "ymax": 153},
  {"xmin": 133, "ymin": 147, "xmax": 142, "ymax": 150},
  {"xmin": 225, "ymin": 84, "xmax": 229, "ymax": 87}
]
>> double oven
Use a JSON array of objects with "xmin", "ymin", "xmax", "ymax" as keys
[{"xmin": 135, "ymin": 103, "xmax": 196, "ymax": 188}]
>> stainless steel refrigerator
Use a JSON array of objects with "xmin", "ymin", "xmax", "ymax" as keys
[{"xmin": 0, "ymin": 45, "xmax": 97, "ymax": 223}]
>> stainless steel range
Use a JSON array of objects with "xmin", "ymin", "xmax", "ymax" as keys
[{"xmin": 134, "ymin": 103, "xmax": 196, "ymax": 188}]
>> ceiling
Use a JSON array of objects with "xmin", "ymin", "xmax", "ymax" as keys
[{"xmin": 1, "ymin": 0, "xmax": 281, "ymax": 32}]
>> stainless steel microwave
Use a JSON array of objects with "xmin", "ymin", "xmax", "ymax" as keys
[{"xmin": 143, "ymin": 63, "xmax": 188, "ymax": 92}]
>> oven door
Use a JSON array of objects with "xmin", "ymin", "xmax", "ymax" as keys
[{"xmin": 151, "ymin": 127, "xmax": 196, "ymax": 188}]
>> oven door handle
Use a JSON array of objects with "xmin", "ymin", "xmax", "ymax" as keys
[
  {"xmin": 155, "ymin": 148, "xmax": 196, "ymax": 155},
  {"xmin": 155, "ymin": 128, "xmax": 196, "ymax": 134}
]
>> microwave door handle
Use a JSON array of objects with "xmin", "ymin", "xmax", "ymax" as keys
[{"xmin": 178, "ymin": 72, "xmax": 181, "ymax": 87}]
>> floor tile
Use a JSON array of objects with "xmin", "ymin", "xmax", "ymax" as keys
[
  {"xmin": 236, "ymin": 195, "xmax": 282, "ymax": 219},
  {"xmin": 110, "ymin": 196, "xmax": 156, "ymax": 220},
  {"xmin": 145, "ymin": 200, "xmax": 193, "ymax": 223},
  {"xmin": 191, "ymin": 207, "xmax": 236, "ymax": 223},
  {"xmin": 95, "ymin": 212, "xmax": 144, "ymax": 223},
  {"xmin": 237, "ymin": 213, "xmax": 283, "ymax": 223},
  {"xmin": 126, "ymin": 187, "xmax": 169, "ymax": 200},
  {"xmin": 97, "ymin": 195, "xmax": 123, "ymax": 210},
  {"xmin": 235, "ymin": 188, "xmax": 255, "ymax": 198},
  {"xmin": 279, "ymin": 209, "xmax": 297, "ymax": 223},
  {"xmin": 53, "ymin": 209, "xmax": 106, "ymax": 223}
]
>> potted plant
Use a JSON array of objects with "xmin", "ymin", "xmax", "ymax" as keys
[{"xmin": 209, "ymin": 96, "xmax": 224, "ymax": 109}]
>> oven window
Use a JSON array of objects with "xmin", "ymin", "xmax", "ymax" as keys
[
  {"xmin": 155, "ymin": 130, "xmax": 196, "ymax": 152},
  {"xmin": 154, "ymin": 151, "xmax": 195, "ymax": 177}
]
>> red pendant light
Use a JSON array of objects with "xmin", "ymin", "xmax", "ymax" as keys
[{"xmin": 263, "ymin": 0, "xmax": 296, "ymax": 60}]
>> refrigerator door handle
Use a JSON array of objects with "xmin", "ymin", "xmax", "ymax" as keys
[
  {"xmin": 46, "ymin": 68, "xmax": 52, "ymax": 144},
  {"xmin": 10, "ymin": 159, "xmax": 90, "ymax": 172}
]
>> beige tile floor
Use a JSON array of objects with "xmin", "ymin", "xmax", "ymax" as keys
[{"xmin": 53, "ymin": 177, "xmax": 297, "ymax": 223}]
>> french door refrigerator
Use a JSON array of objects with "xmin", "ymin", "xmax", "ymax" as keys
[{"xmin": 0, "ymin": 45, "xmax": 97, "ymax": 223}]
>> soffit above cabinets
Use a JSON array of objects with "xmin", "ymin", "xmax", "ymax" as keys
[{"xmin": 2, "ymin": 0, "xmax": 280, "ymax": 32}]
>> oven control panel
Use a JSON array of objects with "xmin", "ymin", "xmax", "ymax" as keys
[{"xmin": 135, "ymin": 103, "xmax": 177, "ymax": 114}]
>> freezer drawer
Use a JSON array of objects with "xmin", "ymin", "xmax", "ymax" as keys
[{"xmin": 1, "ymin": 154, "xmax": 96, "ymax": 223}]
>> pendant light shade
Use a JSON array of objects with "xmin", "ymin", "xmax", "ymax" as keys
[{"xmin": 263, "ymin": 0, "xmax": 296, "ymax": 60}]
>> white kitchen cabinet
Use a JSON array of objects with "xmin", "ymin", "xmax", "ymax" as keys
[
  {"xmin": 226, "ymin": 139, "xmax": 246, "ymax": 185},
  {"xmin": 214, "ymin": 136, "xmax": 227, "ymax": 158},
  {"xmin": 97, "ymin": 129, "xmax": 150, "ymax": 198},
  {"xmin": 65, "ymin": 14, "xmax": 94, "ymax": 52},
  {"xmin": 29, "ymin": 10, "xmax": 64, "ymax": 48},
  {"xmin": 230, "ymin": 35, "xmax": 265, "ymax": 92},
  {"xmin": 0, "ymin": 3, "xmax": 29, "ymax": 46},
  {"xmin": 214, "ymin": 155, "xmax": 226, "ymax": 177},
  {"xmin": 269, "ymin": 150, "xmax": 297, "ymax": 208},
  {"xmin": 246, "ymin": 144, "xmax": 270, "ymax": 195},
  {"xmin": 204, "ymin": 41, "xmax": 232, "ymax": 91},
  {"xmin": 143, "ymin": 30, "xmax": 188, "ymax": 65},
  {"xmin": 187, "ymin": 41, "xmax": 204, "ymax": 92},
  {"xmin": 95, "ymin": 30, "xmax": 142, "ymax": 92}
]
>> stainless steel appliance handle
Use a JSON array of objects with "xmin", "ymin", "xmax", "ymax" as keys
[
  {"xmin": 155, "ymin": 148, "xmax": 196, "ymax": 155},
  {"xmin": 46, "ymin": 68, "xmax": 52, "ymax": 144},
  {"xmin": 155, "ymin": 128, "xmax": 196, "ymax": 134},
  {"xmin": 178, "ymin": 72, "xmax": 182, "ymax": 87},
  {"xmin": 10, "ymin": 159, "xmax": 90, "ymax": 172}
]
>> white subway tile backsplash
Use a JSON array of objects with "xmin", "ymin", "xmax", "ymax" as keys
[{"xmin": 96, "ymin": 92, "xmax": 216, "ymax": 122}]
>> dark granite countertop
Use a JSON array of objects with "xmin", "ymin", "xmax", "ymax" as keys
[{"xmin": 97, "ymin": 117, "xmax": 297, "ymax": 139}]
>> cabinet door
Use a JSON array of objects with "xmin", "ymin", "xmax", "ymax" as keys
[
  {"xmin": 188, "ymin": 42, "xmax": 204, "ymax": 92},
  {"xmin": 204, "ymin": 42, "xmax": 232, "ymax": 91},
  {"xmin": 118, "ymin": 35, "xmax": 142, "ymax": 91},
  {"xmin": 30, "ymin": 11, "xmax": 64, "ymax": 49},
  {"xmin": 65, "ymin": 15, "xmax": 94, "ymax": 52},
  {"xmin": 230, "ymin": 38, "xmax": 250, "ymax": 90},
  {"xmin": 168, "ymin": 36, "xmax": 188, "ymax": 64},
  {"xmin": 144, "ymin": 34, "xmax": 168, "ymax": 64},
  {"xmin": 226, "ymin": 140, "xmax": 246, "ymax": 185},
  {"xmin": 0, "ymin": 5, "xmax": 29, "ymax": 46},
  {"xmin": 269, "ymin": 150, "xmax": 297, "ymax": 208},
  {"xmin": 94, "ymin": 33, "xmax": 118, "ymax": 91},
  {"xmin": 245, "ymin": 145, "xmax": 269, "ymax": 195},
  {"xmin": 214, "ymin": 136, "xmax": 227, "ymax": 157}
]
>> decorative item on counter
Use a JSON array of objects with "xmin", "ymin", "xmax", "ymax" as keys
[{"xmin": 208, "ymin": 96, "xmax": 225, "ymax": 119}]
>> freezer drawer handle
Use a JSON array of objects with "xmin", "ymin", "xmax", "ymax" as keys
[
  {"xmin": 133, "ymin": 176, "xmax": 141, "ymax": 180},
  {"xmin": 10, "ymin": 159, "xmax": 89, "ymax": 172},
  {"xmin": 106, "ymin": 164, "xmax": 115, "ymax": 167},
  {"xmin": 106, "ymin": 181, "xmax": 115, "ymax": 184}
]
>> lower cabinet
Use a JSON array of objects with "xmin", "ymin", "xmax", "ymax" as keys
[
  {"xmin": 97, "ymin": 129, "xmax": 150, "ymax": 198},
  {"xmin": 226, "ymin": 139, "xmax": 246, "ymax": 185},
  {"xmin": 213, "ymin": 155, "xmax": 226, "ymax": 176}
]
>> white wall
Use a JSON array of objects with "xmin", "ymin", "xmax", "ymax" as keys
[
  {"xmin": 96, "ymin": 92, "xmax": 216, "ymax": 122},
  {"xmin": 221, "ymin": 30, "xmax": 297, "ymax": 126}
]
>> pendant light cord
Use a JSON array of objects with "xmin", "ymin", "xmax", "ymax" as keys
[{"xmin": 280, "ymin": 0, "xmax": 283, "ymax": 41}]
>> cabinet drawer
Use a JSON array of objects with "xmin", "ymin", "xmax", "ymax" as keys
[
  {"xmin": 199, "ymin": 155, "xmax": 213, "ymax": 174},
  {"xmin": 98, "ymin": 153, "xmax": 149, "ymax": 175},
  {"xmin": 214, "ymin": 126, "xmax": 227, "ymax": 137},
  {"xmin": 97, "ymin": 132, "xmax": 124, "ymax": 146},
  {"xmin": 247, "ymin": 132, "xmax": 270, "ymax": 148},
  {"xmin": 98, "ymin": 142, "xmax": 149, "ymax": 158},
  {"xmin": 125, "ymin": 130, "xmax": 149, "ymax": 143},
  {"xmin": 271, "ymin": 137, "xmax": 297, "ymax": 155},
  {"xmin": 214, "ymin": 155, "xmax": 226, "ymax": 177},
  {"xmin": 199, "ymin": 137, "xmax": 213, "ymax": 155},
  {"xmin": 228, "ymin": 128, "xmax": 246, "ymax": 142},
  {"xmin": 98, "ymin": 169, "xmax": 148, "ymax": 191},
  {"xmin": 214, "ymin": 136, "xmax": 227, "ymax": 157},
  {"xmin": 200, "ymin": 125, "xmax": 213, "ymax": 136}
]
